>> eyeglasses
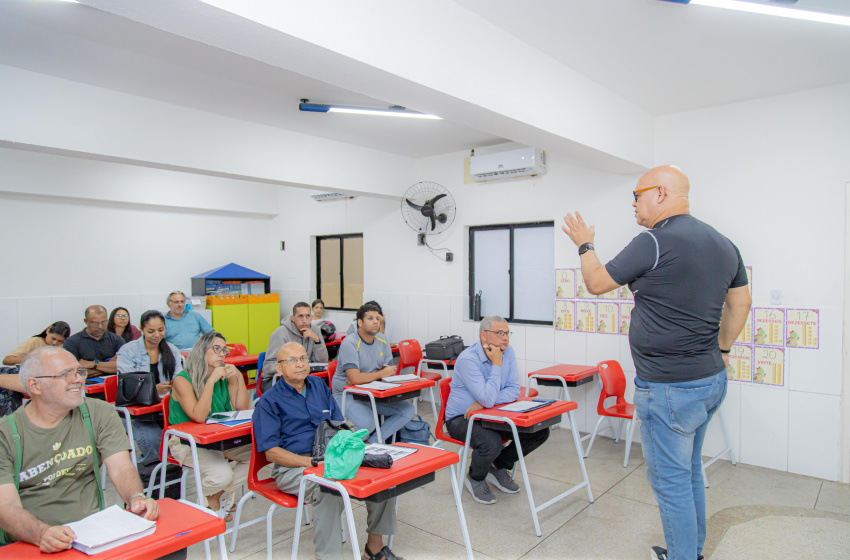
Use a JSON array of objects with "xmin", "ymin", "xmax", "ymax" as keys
[
  {"xmin": 633, "ymin": 185, "xmax": 661, "ymax": 202},
  {"xmin": 210, "ymin": 345, "xmax": 232, "ymax": 356},
  {"xmin": 170, "ymin": 300, "xmax": 186, "ymax": 305},
  {"xmin": 115, "ymin": 314, "xmax": 129, "ymax": 319},
  {"xmin": 484, "ymin": 330, "xmax": 512, "ymax": 338},
  {"xmin": 277, "ymin": 356, "xmax": 310, "ymax": 365},
  {"xmin": 35, "ymin": 367, "xmax": 87, "ymax": 381},
  {"xmin": 86, "ymin": 320, "xmax": 108, "ymax": 328}
]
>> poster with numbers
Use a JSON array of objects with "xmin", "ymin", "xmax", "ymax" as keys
[
  {"xmin": 752, "ymin": 346, "xmax": 784, "ymax": 386},
  {"xmin": 554, "ymin": 300, "xmax": 576, "ymax": 331},
  {"xmin": 785, "ymin": 308, "xmax": 819, "ymax": 349},
  {"xmin": 575, "ymin": 301, "xmax": 597, "ymax": 333},
  {"xmin": 745, "ymin": 265, "xmax": 753, "ymax": 297},
  {"xmin": 598, "ymin": 288, "xmax": 619, "ymax": 300},
  {"xmin": 575, "ymin": 271, "xmax": 596, "ymax": 299},
  {"xmin": 597, "ymin": 302, "xmax": 619, "ymax": 335},
  {"xmin": 753, "ymin": 308, "xmax": 785, "ymax": 347},
  {"xmin": 555, "ymin": 269, "xmax": 576, "ymax": 299},
  {"xmin": 727, "ymin": 344, "xmax": 752, "ymax": 382},
  {"xmin": 619, "ymin": 302, "xmax": 635, "ymax": 335},
  {"xmin": 736, "ymin": 309, "xmax": 753, "ymax": 345},
  {"xmin": 618, "ymin": 284, "xmax": 633, "ymax": 300}
]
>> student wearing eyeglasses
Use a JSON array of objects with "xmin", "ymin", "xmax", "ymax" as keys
[
  {"xmin": 168, "ymin": 332, "xmax": 250, "ymax": 521},
  {"xmin": 445, "ymin": 315, "xmax": 549, "ymax": 505},
  {"xmin": 107, "ymin": 307, "xmax": 141, "ymax": 343}
]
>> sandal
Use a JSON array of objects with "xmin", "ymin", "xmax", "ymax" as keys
[{"xmin": 361, "ymin": 544, "xmax": 404, "ymax": 560}]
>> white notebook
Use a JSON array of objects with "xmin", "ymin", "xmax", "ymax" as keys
[
  {"xmin": 380, "ymin": 374, "xmax": 421, "ymax": 383},
  {"xmin": 206, "ymin": 409, "xmax": 254, "ymax": 424},
  {"xmin": 66, "ymin": 505, "xmax": 157, "ymax": 555},
  {"xmin": 355, "ymin": 381, "xmax": 401, "ymax": 390}
]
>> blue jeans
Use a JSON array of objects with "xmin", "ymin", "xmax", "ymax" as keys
[
  {"xmin": 633, "ymin": 369, "xmax": 727, "ymax": 560},
  {"xmin": 335, "ymin": 394, "xmax": 415, "ymax": 444},
  {"xmin": 131, "ymin": 418, "xmax": 163, "ymax": 469}
]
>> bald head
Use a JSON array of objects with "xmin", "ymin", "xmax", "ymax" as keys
[
  {"xmin": 277, "ymin": 342, "xmax": 306, "ymax": 361},
  {"xmin": 275, "ymin": 342, "xmax": 309, "ymax": 389},
  {"xmin": 632, "ymin": 165, "xmax": 691, "ymax": 228}
]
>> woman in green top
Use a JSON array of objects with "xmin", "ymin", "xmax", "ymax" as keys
[{"xmin": 168, "ymin": 331, "xmax": 250, "ymax": 521}]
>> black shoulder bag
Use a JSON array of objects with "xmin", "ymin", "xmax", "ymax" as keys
[{"xmin": 116, "ymin": 372, "xmax": 161, "ymax": 407}]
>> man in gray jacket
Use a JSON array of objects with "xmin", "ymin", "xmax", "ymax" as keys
[{"xmin": 261, "ymin": 302, "xmax": 328, "ymax": 393}]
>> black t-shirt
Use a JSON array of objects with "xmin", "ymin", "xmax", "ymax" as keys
[
  {"xmin": 63, "ymin": 330, "xmax": 125, "ymax": 362},
  {"xmin": 605, "ymin": 214, "xmax": 747, "ymax": 383}
]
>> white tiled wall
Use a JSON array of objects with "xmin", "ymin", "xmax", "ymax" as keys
[
  {"xmin": 788, "ymin": 391, "xmax": 841, "ymax": 481},
  {"xmin": 740, "ymin": 384, "xmax": 789, "ymax": 471}
]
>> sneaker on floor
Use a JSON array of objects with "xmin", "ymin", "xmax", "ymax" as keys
[
  {"xmin": 486, "ymin": 466, "xmax": 520, "ymax": 493},
  {"xmin": 650, "ymin": 546, "xmax": 668, "ymax": 560},
  {"xmin": 464, "ymin": 473, "xmax": 496, "ymax": 504}
]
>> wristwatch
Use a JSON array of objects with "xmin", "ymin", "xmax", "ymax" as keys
[
  {"xmin": 92, "ymin": 360, "xmax": 100, "ymax": 369},
  {"xmin": 310, "ymin": 457, "xmax": 320, "ymax": 468},
  {"xmin": 578, "ymin": 242, "xmax": 595, "ymax": 256},
  {"xmin": 719, "ymin": 348, "xmax": 731, "ymax": 354},
  {"xmin": 129, "ymin": 492, "xmax": 145, "ymax": 504}
]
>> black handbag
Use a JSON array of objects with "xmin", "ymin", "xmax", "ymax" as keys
[{"xmin": 115, "ymin": 372, "xmax": 161, "ymax": 407}]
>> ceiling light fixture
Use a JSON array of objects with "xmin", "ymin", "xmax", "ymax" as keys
[
  {"xmin": 661, "ymin": 0, "xmax": 850, "ymax": 26},
  {"xmin": 299, "ymin": 99, "xmax": 442, "ymax": 120}
]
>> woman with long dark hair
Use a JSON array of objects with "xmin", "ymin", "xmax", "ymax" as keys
[
  {"xmin": 2, "ymin": 321, "xmax": 70, "ymax": 366},
  {"xmin": 108, "ymin": 307, "xmax": 141, "ymax": 342},
  {"xmin": 168, "ymin": 331, "xmax": 250, "ymax": 520},
  {"xmin": 116, "ymin": 310, "xmax": 183, "ymax": 473}
]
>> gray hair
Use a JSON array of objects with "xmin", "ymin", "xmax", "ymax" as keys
[
  {"xmin": 166, "ymin": 291, "xmax": 186, "ymax": 305},
  {"xmin": 19, "ymin": 346, "xmax": 66, "ymax": 386},
  {"xmin": 479, "ymin": 315, "xmax": 505, "ymax": 334},
  {"xmin": 184, "ymin": 331, "xmax": 226, "ymax": 400}
]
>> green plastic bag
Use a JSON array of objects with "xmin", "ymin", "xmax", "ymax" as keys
[{"xmin": 323, "ymin": 428, "xmax": 369, "ymax": 480}]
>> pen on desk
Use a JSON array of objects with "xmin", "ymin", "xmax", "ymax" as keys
[{"xmin": 172, "ymin": 531, "xmax": 192, "ymax": 538}]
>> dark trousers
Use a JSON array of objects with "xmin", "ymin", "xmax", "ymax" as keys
[{"xmin": 446, "ymin": 414, "xmax": 550, "ymax": 481}]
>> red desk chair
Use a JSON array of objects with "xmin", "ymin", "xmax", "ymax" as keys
[
  {"xmin": 252, "ymin": 351, "xmax": 266, "ymax": 406},
  {"xmin": 584, "ymin": 360, "xmax": 637, "ymax": 468},
  {"xmin": 327, "ymin": 360, "xmax": 337, "ymax": 389},
  {"xmin": 436, "ymin": 377, "xmax": 518, "ymax": 481},
  {"xmin": 226, "ymin": 343, "xmax": 248, "ymax": 356},
  {"xmin": 397, "ymin": 339, "xmax": 443, "ymax": 421},
  {"xmin": 147, "ymin": 394, "xmax": 191, "ymax": 500},
  {"xmin": 229, "ymin": 433, "xmax": 307, "ymax": 558}
]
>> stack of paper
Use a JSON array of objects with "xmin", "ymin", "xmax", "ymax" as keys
[
  {"xmin": 354, "ymin": 381, "xmax": 401, "ymax": 391},
  {"xmin": 364, "ymin": 443, "xmax": 418, "ymax": 460},
  {"xmin": 497, "ymin": 401, "xmax": 552, "ymax": 413},
  {"xmin": 66, "ymin": 505, "xmax": 156, "ymax": 555},
  {"xmin": 379, "ymin": 374, "xmax": 421, "ymax": 383}
]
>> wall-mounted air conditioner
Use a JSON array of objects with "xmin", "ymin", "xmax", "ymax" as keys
[{"xmin": 469, "ymin": 147, "xmax": 546, "ymax": 181}]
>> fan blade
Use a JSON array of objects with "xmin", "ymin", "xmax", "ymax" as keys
[
  {"xmin": 405, "ymin": 199, "xmax": 423, "ymax": 212},
  {"xmin": 429, "ymin": 214, "xmax": 437, "ymax": 231},
  {"xmin": 427, "ymin": 193, "xmax": 447, "ymax": 207}
]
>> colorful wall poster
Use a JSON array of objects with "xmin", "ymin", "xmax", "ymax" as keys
[
  {"xmin": 752, "ymin": 346, "xmax": 785, "ymax": 386},
  {"xmin": 575, "ymin": 271, "xmax": 596, "ymax": 299},
  {"xmin": 555, "ymin": 268, "xmax": 576, "ymax": 299},
  {"xmin": 745, "ymin": 265, "xmax": 753, "ymax": 297},
  {"xmin": 597, "ymin": 302, "xmax": 619, "ymax": 334},
  {"xmin": 619, "ymin": 302, "xmax": 635, "ymax": 335},
  {"xmin": 598, "ymin": 288, "xmax": 619, "ymax": 300},
  {"xmin": 727, "ymin": 344, "xmax": 752, "ymax": 382},
  {"xmin": 736, "ymin": 309, "xmax": 753, "ymax": 345},
  {"xmin": 554, "ymin": 300, "xmax": 576, "ymax": 331},
  {"xmin": 575, "ymin": 301, "xmax": 597, "ymax": 333},
  {"xmin": 753, "ymin": 308, "xmax": 785, "ymax": 347},
  {"xmin": 618, "ymin": 284, "xmax": 633, "ymax": 300},
  {"xmin": 785, "ymin": 308, "xmax": 819, "ymax": 349}
]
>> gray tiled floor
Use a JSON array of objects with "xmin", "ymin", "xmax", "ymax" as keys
[{"xmin": 106, "ymin": 409, "xmax": 849, "ymax": 560}]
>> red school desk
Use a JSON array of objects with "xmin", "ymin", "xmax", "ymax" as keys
[
  {"xmin": 5, "ymin": 498, "xmax": 227, "ymax": 560},
  {"xmin": 464, "ymin": 397, "xmax": 595, "ymax": 537},
  {"xmin": 293, "ymin": 443, "xmax": 473, "ymax": 560},
  {"xmin": 341, "ymin": 378, "xmax": 437, "ymax": 442}
]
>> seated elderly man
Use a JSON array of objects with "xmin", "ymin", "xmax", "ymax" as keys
[
  {"xmin": 253, "ymin": 342, "xmax": 403, "ymax": 560},
  {"xmin": 0, "ymin": 347, "xmax": 158, "ymax": 552},
  {"xmin": 445, "ymin": 315, "xmax": 550, "ymax": 505},
  {"xmin": 260, "ymin": 302, "xmax": 328, "ymax": 394},
  {"xmin": 164, "ymin": 291, "xmax": 214, "ymax": 350},
  {"xmin": 63, "ymin": 305, "xmax": 125, "ymax": 377}
]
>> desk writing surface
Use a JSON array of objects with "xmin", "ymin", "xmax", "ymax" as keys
[
  {"xmin": 5, "ymin": 498, "xmax": 224, "ymax": 559},
  {"xmin": 304, "ymin": 444, "xmax": 457, "ymax": 499},
  {"xmin": 529, "ymin": 364, "xmax": 598, "ymax": 382},
  {"xmin": 344, "ymin": 378, "xmax": 435, "ymax": 398},
  {"xmin": 123, "ymin": 403, "xmax": 163, "ymax": 416},
  {"xmin": 471, "ymin": 398, "xmax": 575, "ymax": 427},
  {"xmin": 225, "ymin": 354, "xmax": 259, "ymax": 368},
  {"xmin": 168, "ymin": 419, "xmax": 252, "ymax": 444}
]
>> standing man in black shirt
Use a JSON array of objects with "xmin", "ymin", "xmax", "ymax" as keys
[{"xmin": 562, "ymin": 165, "xmax": 751, "ymax": 560}]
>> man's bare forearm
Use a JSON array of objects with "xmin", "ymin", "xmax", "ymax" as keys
[
  {"xmin": 718, "ymin": 287, "xmax": 753, "ymax": 350},
  {"xmin": 0, "ymin": 503, "xmax": 50, "ymax": 546}
]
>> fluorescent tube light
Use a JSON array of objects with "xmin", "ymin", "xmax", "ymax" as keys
[
  {"xmin": 299, "ymin": 101, "xmax": 441, "ymax": 120},
  {"xmin": 689, "ymin": 0, "xmax": 850, "ymax": 26}
]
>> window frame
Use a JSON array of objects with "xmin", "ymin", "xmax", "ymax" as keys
[
  {"xmin": 316, "ymin": 233, "xmax": 364, "ymax": 311},
  {"xmin": 468, "ymin": 221, "xmax": 554, "ymax": 326}
]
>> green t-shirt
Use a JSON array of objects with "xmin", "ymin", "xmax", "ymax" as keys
[
  {"xmin": 0, "ymin": 398, "xmax": 129, "ymax": 530},
  {"xmin": 168, "ymin": 371, "xmax": 233, "ymax": 425}
]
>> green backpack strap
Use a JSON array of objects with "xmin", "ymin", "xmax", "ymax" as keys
[
  {"xmin": 0, "ymin": 415, "xmax": 21, "ymax": 545},
  {"xmin": 79, "ymin": 401, "xmax": 104, "ymax": 511}
]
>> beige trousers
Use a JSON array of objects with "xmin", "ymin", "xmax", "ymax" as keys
[{"xmin": 168, "ymin": 436, "xmax": 250, "ymax": 498}]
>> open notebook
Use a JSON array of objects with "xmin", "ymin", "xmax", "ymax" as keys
[{"xmin": 65, "ymin": 505, "xmax": 156, "ymax": 555}]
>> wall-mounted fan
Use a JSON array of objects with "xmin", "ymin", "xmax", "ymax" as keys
[{"xmin": 400, "ymin": 181, "xmax": 456, "ymax": 260}]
